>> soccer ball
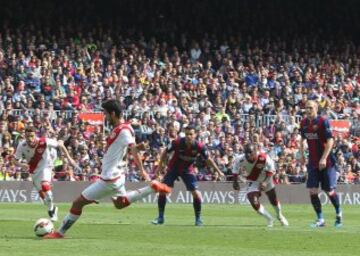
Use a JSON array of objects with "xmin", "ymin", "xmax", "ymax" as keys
[{"xmin": 33, "ymin": 218, "xmax": 54, "ymax": 237}]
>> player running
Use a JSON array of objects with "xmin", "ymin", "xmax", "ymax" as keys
[
  {"xmin": 14, "ymin": 127, "xmax": 77, "ymax": 221},
  {"xmin": 232, "ymin": 143, "xmax": 289, "ymax": 227}
]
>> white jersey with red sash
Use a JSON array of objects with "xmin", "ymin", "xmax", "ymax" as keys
[
  {"xmin": 101, "ymin": 122, "xmax": 135, "ymax": 180},
  {"xmin": 15, "ymin": 138, "xmax": 59, "ymax": 174},
  {"xmin": 232, "ymin": 152, "xmax": 275, "ymax": 182}
]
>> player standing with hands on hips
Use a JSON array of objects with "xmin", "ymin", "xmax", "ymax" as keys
[{"xmin": 300, "ymin": 100, "xmax": 342, "ymax": 228}]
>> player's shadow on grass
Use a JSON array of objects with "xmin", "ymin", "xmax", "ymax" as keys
[{"xmin": 149, "ymin": 224, "xmax": 267, "ymax": 228}]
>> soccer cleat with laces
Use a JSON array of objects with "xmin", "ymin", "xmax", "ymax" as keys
[
  {"xmin": 334, "ymin": 215, "xmax": 343, "ymax": 228},
  {"xmin": 278, "ymin": 215, "xmax": 289, "ymax": 226},
  {"xmin": 48, "ymin": 206, "xmax": 58, "ymax": 222},
  {"xmin": 310, "ymin": 219, "xmax": 325, "ymax": 228},
  {"xmin": 267, "ymin": 218, "xmax": 274, "ymax": 228},
  {"xmin": 151, "ymin": 217, "xmax": 164, "ymax": 225},
  {"xmin": 150, "ymin": 180, "xmax": 172, "ymax": 194},
  {"xmin": 43, "ymin": 231, "xmax": 64, "ymax": 239},
  {"xmin": 195, "ymin": 218, "xmax": 204, "ymax": 226}
]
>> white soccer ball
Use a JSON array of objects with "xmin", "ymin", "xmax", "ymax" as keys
[{"xmin": 33, "ymin": 218, "xmax": 54, "ymax": 237}]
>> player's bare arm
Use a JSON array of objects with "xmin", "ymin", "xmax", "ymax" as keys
[
  {"xmin": 155, "ymin": 149, "xmax": 168, "ymax": 178},
  {"xmin": 233, "ymin": 174, "xmax": 240, "ymax": 190},
  {"xmin": 231, "ymin": 156, "xmax": 243, "ymax": 190},
  {"xmin": 259, "ymin": 174, "xmax": 272, "ymax": 191},
  {"xmin": 299, "ymin": 137, "xmax": 306, "ymax": 167},
  {"xmin": 57, "ymin": 140, "xmax": 78, "ymax": 169},
  {"xmin": 13, "ymin": 159, "xmax": 30, "ymax": 171},
  {"xmin": 130, "ymin": 144, "xmax": 150, "ymax": 181},
  {"xmin": 205, "ymin": 158, "xmax": 224, "ymax": 177},
  {"xmin": 319, "ymin": 137, "xmax": 334, "ymax": 170}
]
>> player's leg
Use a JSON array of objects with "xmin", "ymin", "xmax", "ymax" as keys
[
  {"xmin": 322, "ymin": 167, "xmax": 342, "ymax": 227},
  {"xmin": 191, "ymin": 189, "xmax": 203, "ymax": 226},
  {"xmin": 111, "ymin": 176, "xmax": 131, "ymax": 209},
  {"xmin": 41, "ymin": 181, "xmax": 58, "ymax": 221},
  {"xmin": 181, "ymin": 173, "xmax": 203, "ymax": 226},
  {"xmin": 32, "ymin": 172, "xmax": 46, "ymax": 201},
  {"xmin": 33, "ymin": 169, "xmax": 58, "ymax": 221},
  {"xmin": 44, "ymin": 179, "xmax": 109, "ymax": 239},
  {"xmin": 307, "ymin": 168, "xmax": 325, "ymax": 227},
  {"xmin": 265, "ymin": 186, "xmax": 288, "ymax": 226},
  {"xmin": 111, "ymin": 175, "xmax": 171, "ymax": 209},
  {"xmin": 246, "ymin": 182, "xmax": 274, "ymax": 227},
  {"xmin": 152, "ymin": 171, "xmax": 177, "ymax": 225},
  {"xmin": 59, "ymin": 195, "xmax": 95, "ymax": 236},
  {"xmin": 115, "ymin": 181, "xmax": 171, "ymax": 208}
]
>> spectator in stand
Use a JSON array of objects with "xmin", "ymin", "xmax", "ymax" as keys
[{"xmin": 0, "ymin": 0, "xmax": 360, "ymax": 185}]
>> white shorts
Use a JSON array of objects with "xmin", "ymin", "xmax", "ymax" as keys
[
  {"xmin": 81, "ymin": 175, "xmax": 126, "ymax": 202},
  {"xmin": 32, "ymin": 168, "xmax": 53, "ymax": 191},
  {"xmin": 245, "ymin": 179, "xmax": 275, "ymax": 194}
]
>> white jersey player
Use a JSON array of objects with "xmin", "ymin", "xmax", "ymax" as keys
[
  {"xmin": 232, "ymin": 144, "xmax": 288, "ymax": 227},
  {"xmin": 14, "ymin": 127, "xmax": 76, "ymax": 221},
  {"xmin": 45, "ymin": 99, "xmax": 171, "ymax": 239}
]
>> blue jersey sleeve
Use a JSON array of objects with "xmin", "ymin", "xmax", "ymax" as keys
[
  {"xmin": 323, "ymin": 118, "xmax": 333, "ymax": 140},
  {"xmin": 199, "ymin": 144, "xmax": 209, "ymax": 160},
  {"xmin": 166, "ymin": 139, "xmax": 177, "ymax": 153},
  {"xmin": 299, "ymin": 118, "xmax": 306, "ymax": 139}
]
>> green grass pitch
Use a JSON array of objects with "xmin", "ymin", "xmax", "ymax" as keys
[{"xmin": 0, "ymin": 203, "xmax": 359, "ymax": 256}]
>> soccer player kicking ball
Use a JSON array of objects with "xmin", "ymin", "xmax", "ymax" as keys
[
  {"xmin": 232, "ymin": 144, "xmax": 288, "ymax": 227},
  {"xmin": 14, "ymin": 127, "xmax": 77, "ymax": 222},
  {"xmin": 44, "ymin": 100, "xmax": 171, "ymax": 239},
  {"xmin": 300, "ymin": 100, "xmax": 342, "ymax": 228}
]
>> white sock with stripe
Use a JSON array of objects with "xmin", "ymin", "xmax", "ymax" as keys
[
  {"xmin": 44, "ymin": 191, "xmax": 54, "ymax": 211},
  {"xmin": 257, "ymin": 204, "xmax": 273, "ymax": 221},
  {"xmin": 126, "ymin": 186, "xmax": 153, "ymax": 203},
  {"xmin": 59, "ymin": 213, "xmax": 80, "ymax": 235}
]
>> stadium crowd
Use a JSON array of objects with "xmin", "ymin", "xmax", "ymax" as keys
[{"xmin": 0, "ymin": 0, "xmax": 360, "ymax": 184}]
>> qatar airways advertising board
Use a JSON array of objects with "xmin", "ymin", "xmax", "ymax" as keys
[{"xmin": 1, "ymin": 181, "xmax": 360, "ymax": 205}]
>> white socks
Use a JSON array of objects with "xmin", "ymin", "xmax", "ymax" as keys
[
  {"xmin": 272, "ymin": 202, "xmax": 282, "ymax": 218},
  {"xmin": 258, "ymin": 204, "xmax": 274, "ymax": 221},
  {"xmin": 126, "ymin": 186, "xmax": 153, "ymax": 203},
  {"xmin": 44, "ymin": 191, "xmax": 54, "ymax": 211},
  {"xmin": 59, "ymin": 213, "xmax": 80, "ymax": 235}
]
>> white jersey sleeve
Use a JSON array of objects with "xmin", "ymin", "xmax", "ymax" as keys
[
  {"xmin": 264, "ymin": 155, "xmax": 276, "ymax": 175},
  {"xmin": 119, "ymin": 129, "xmax": 136, "ymax": 146},
  {"xmin": 46, "ymin": 138, "xmax": 59, "ymax": 148},
  {"xmin": 15, "ymin": 141, "xmax": 26, "ymax": 160},
  {"xmin": 232, "ymin": 155, "xmax": 245, "ymax": 175}
]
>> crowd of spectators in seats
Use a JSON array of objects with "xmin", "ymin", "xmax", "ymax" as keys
[{"xmin": 0, "ymin": 0, "xmax": 360, "ymax": 184}]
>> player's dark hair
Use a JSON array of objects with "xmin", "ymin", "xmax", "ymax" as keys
[
  {"xmin": 25, "ymin": 126, "xmax": 36, "ymax": 133},
  {"xmin": 101, "ymin": 100, "xmax": 122, "ymax": 117},
  {"xmin": 244, "ymin": 143, "xmax": 256, "ymax": 154},
  {"xmin": 185, "ymin": 125, "xmax": 196, "ymax": 131}
]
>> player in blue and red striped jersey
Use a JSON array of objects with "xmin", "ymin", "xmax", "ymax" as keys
[
  {"xmin": 151, "ymin": 125, "xmax": 224, "ymax": 226},
  {"xmin": 300, "ymin": 100, "xmax": 342, "ymax": 228},
  {"xmin": 232, "ymin": 144, "xmax": 288, "ymax": 227}
]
